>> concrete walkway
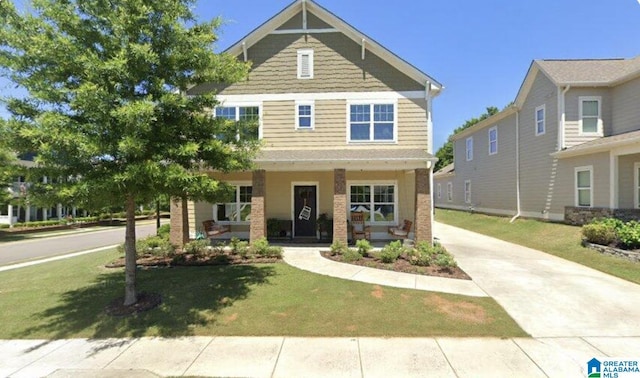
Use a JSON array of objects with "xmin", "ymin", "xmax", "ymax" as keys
[
  {"xmin": 3, "ymin": 336, "xmax": 640, "ymax": 377},
  {"xmin": 435, "ymin": 222, "xmax": 640, "ymax": 338}
]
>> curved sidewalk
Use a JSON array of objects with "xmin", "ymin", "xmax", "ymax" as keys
[{"xmin": 282, "ymin": 246, "xmax": 488, "ymax": 297}]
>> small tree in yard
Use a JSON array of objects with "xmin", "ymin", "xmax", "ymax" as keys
[{"xmin": 0, "ymin": 0, "xmax": 259, "ymax": 306}]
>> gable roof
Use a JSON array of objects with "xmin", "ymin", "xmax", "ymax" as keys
[{"xmin": 223, "ymin": 0, "xmax": 442, "ymax": 95}]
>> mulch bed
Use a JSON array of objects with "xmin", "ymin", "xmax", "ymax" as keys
[
  {"xmin": 105, "ymin": 253, "xmax": 281, "ymax": 269},
  {"xmin": 321, "ymin": 251, "xmax": 471, "ymax": 280}
]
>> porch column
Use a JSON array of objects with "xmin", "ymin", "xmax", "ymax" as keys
[
  {"xmin": 57, "ymin": 203, "xmax": 63, "ymax": 220},
  {"xmin": 43, "ymin": 207, "xmax": 48, "ymax": 221},
  {"xmin": 250, "ymin": 169, "xmax": 266, "ymax": 243},
  {"xmin": 332, "ymin": 168, "xmax": 348, "ymax": 244},
  {"xmin": 414, "ymin": 168, "xmax": 433, "ymax": 244},
  {"xmin": 169, "ymin": 197, "xmax": 189, "ymax": 248},
  {"xmin": 7, "ymin": 204, "xmax": 14, "ymax": 228}
]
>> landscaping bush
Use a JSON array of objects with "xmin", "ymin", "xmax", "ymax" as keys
[
  {"xmin": 343, "ymin": 248, "xmax": 362, "ymax": 262},
  {"xmin": 229, "ymin": 237, "xmax": 250, "ymax": 257},
  {"xmin": 434, "ymin": 253, "xmax": 458, "ymax": 269},
  {"xmin": 250, "ymin": 237, "xmax": 283, "ymax": 258},
  {"xmin": 183, "ymin": 239, "xmax": 212, "ymax": 257},
  {"xmin": 379, "ymin": 241, "xmax": 405, "ymax": 263},
  {"xmin": 582, "ymin": 222, "xmax": 617, "ymax": 246},
  {"xmin": 117, "ymin": 235, "xmax": 175, "ymax": 257},
  {"xmin": 582, "ymin": 218, "xmax": 640, "ymax": 249},
  {"xmin": 617, "ymin": 220, "xmax": 640, "ymax": 250},
  {"xmin": 330, "ymin": 240, "xmax": 349, "ymax": 255},
  {"xmin": 355, "ymin": 239, "xmax": 372, "ymax": 257},
  {"xmin": 157, "ymin": 224, "xmax": 171, "ymax": 239}
]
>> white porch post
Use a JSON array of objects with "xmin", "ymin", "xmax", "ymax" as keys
[
  {"xmin": 7, "ymin": 204, "xmax": 13, "ymax": 228},
  {"xmin": 72, "ymin": 207, "xmax": 77, "ymax": 217},
  {"xmin": 43, "ymin": 207, "xmax": 48, "ymax": 221},
  {"xmin": 57, "ymin": 204, "xmax": 62, "ymax": 220},
  {"xmin": 610, "ymin": 152, "xmax": 619, "ymax": 209},
  {"xmin": 25, "ymin": 205, "xmax": 31, "ymax": 223}
]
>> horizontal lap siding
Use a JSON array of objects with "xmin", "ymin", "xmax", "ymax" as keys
[
  {"xmin": 552, "ymin": 152, "xmax": 610, "ymax": 212},
  {"xmin": 618, "ymin": 154, "xmax": 640, "ymax": 209},
  {"xmin": 191, "ymin": 33, "xmax": 424, "ymax": 95},
  {"xmin": 611, "ymin": 77, "xmax": 640, "ymax": 136},
  {"xmin": 564, "ymin": 87, "xmax": 611, "ymax": 147}
]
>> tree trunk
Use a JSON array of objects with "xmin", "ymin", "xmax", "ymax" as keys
[
  {"xmin": 156, "ymin": 199, "xmax": 161, "ymax": 231},
  {"xmin": 123, "ymin": 194, "xmax": 137, "ymax": 306}
]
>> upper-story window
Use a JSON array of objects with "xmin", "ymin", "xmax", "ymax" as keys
[
  {"xmin": 215, "ymin": 105, "xmax": 260, "ymax": 140},
  {"xmin": 297, "ymin": 49, "xmax": 314, "ymax": 79},
  {"xmin": 488, "ymin": 126, "xmax": 498, "ymax": 155},
  {"xmin": 535, "ymin": 105, "xmax": 545, "ymax": 136},
  {"xmin": 296, "ymin": 101, "xmax": 314, "ymax": 129},
  {"xmin": 348, "ymin": 103, "xmax": 396, "ymax": 143},
  {"xmin": 579, "ymin": 96, "xmax": 602, "ymax": 135},
  {"xmin": 465, "ymin": 137, "xmax": 473, "ymax": 161}
]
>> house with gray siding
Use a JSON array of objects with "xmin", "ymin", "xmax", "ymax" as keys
[
  {"xmin": 434, "ymin": 56, "xmax": 640, "ymax": 224},
  {"xmin": 170, "ymin": 0, "xmax": 442, "ymax": 245}
]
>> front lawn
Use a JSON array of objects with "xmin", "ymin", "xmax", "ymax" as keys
[
  {"xmin": 436, "ymin": 209, "xmax": 640, "ymax": 285},
  {"xmin": 0, "ymin": 249, "xmax": 526, "ymax": 339}
]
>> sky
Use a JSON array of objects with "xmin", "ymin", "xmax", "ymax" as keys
[{"xmin": 1, "ymin": 0, "xmax": 640, "ymax": 151}]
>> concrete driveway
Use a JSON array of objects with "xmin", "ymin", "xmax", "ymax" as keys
[{"xmin": 434, "ymin": 222, "xmax": 640, "ymax": 338}]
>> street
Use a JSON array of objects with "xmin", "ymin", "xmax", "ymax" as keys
[{"xmin": 0, "ymin": 222, "xmax": 159, "ymax": 266}]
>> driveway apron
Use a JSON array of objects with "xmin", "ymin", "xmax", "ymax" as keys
[{"xmin": 434, "ymin": 222, "xmax": 640, "ymax": 338}]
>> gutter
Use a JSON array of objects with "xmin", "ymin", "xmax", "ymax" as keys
[{"xmin": 510, "ymin": 110, "xmax": 521, "ymax": 223}]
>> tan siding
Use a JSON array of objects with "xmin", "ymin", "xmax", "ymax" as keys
[
  {"xmin": 191, "ymin": 33, "xmax": 423, "ymax": 95},
  {"xmin": 618, "ymin": 154, "xmax": 640, "ymax": 209},
  {"xmin": 551, "ymin": 152, "xmax": 610, "ymax": 213},
  {"xmin": 564, "ymin": 87, "xmax": 612, "ymax": 147},
  {"xmin": 261, "ymin": 98, "xmax": 428, "ymax": 149},
  {"xmin": 519, "ymin": 71, "xmax": 559, "ymax": 216},
  {"xmin": 611, "ymin": 77, "xmax": 640, "ymax": 136}
]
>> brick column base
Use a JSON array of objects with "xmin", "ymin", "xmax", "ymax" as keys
[
  {"xmin": 170, "ymin": 197, "xmax": 189, "ymax": 248},
  {"xmin": 414, "ymin": 168, "xmax": 433, "ymax": 244},
  {"xmin": 250, "ymin": 170, "xmax": 266, "ymax": 243},
  {"xmin": 332, "ymin": 169, "xmax": 348, "ymax": 244}
]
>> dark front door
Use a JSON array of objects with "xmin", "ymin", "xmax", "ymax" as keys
[{"xmin": 294, "ymin": 185, "xmax": 317, "ymax": 237}]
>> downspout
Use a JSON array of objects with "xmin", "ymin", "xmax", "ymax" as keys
[
  {"xmin": 429, "ymin": 162, "xmax": 435, "ymax": 244},
  {"xmin": 510, "ymin": 110, "xmax": 521, "ymax": 223}
]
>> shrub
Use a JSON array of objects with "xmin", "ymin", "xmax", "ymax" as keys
[
  {"xmin": 183, "ymin": 239, "xmax": 211, "ymax": 257},
  {"xmin": 343, "ymin": 248, "xmax": 362, "ymax": 262},
  {"xmin": 121, "ymin": 235, "xmax": 175, "ymax": 257},
  {"xmin": 617, "ymin": 220, "xmax": 640, "ymax": 250},
  {"xmin": 157, "ymin": 224, "xmax": 171, "ymax": 239},
  {"xmin": 330, "ymin": 240, "xmax": 349, "ymax": 255},
  {"xmin": 582, "ymin": 222, "xmax": 617, "ymax": 246},
  {"xmin": 230, "ymin": 237, "xmax": 250, "ymax": 257},
  {"xmin": 434, "ymin": 253, "xmax": 458, "ymax": 269},
  {"xmin": 379, "ymin": 240, "xmax": 405, "ymax": 263},
  {"xmin": 250, "ymin": 237, "xmax": 283, "ymax": 258},
  {"xmin": 355, "ymin": 239, "xmax": 372, "ymax": 257}
]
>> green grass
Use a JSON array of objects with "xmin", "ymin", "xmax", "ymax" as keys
[
  {"xmin": 0, "ymin": 249, "xmax": 526, "ymax": 339},
  {"xmin": 436, "ymin": 209, "xmax": 640, "ymax": 285}
]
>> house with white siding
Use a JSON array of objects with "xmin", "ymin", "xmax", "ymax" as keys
[
  {"xmin": 170, "ymin": 0, "xmax": 442, "ymax": 244},
  {"xmin": 434, "ymin": 56, "xmax": 640, "ymax": 224}
]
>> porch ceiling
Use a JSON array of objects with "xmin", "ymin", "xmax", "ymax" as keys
[
  {"xmin": 254, "ymin": 148, "xmax": 436, "ymax": 171},
  {"xmin": 553, "ymin": 130, "xmax": 640, "ymax": 159}
]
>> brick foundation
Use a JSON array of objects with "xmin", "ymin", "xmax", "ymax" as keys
[
  {"xmin": 169, "ymin": 197, "xmax": 189, "ymax": 248},
  {"xmin": 332, "ymin": 168, "xmax": 348, "ymax": 244},
  {"xmin": 414, "ymin": 168, "xmax": 432, "ymax": 244},
  {"xmin": 250, "ymin": 170, "xmax": 266, "ymax": 243}
]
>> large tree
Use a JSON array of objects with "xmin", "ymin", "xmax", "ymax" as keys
[
  {"xmin": 0, "ymin": 0, "xmax": 259, "ymax": 306},
  {"xmin": 434, "ymin": 106, "xmax": 499, "ymax": 172}
]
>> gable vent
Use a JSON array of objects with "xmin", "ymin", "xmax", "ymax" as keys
[{"xmin": 297, "ymin": 49, "xmax": 314, "ymax": 79}]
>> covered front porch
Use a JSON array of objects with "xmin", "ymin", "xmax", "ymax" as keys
[{"xmin": 170, "ymin": 149, "xmax": 436, "ymax": 246}]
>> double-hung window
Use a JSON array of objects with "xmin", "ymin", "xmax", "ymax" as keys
[
  {"xmin": 635, "ymin": 163, "xmax": 640, "ymax": 209},
  {"xmin": 579, "ymin": 97, "xmax": 602, "ymax": 135},
  {"xmin": 575, "ymin": 167, "xmax": 593, "ymax": 207},
  {"xmin": 349, "ymin": 183, "xmax": 396, "ymax": 224},
  {"xmin": 488, "ymin": 126, "xmax": 498, "ymax": 155},
  {"xmin": 535, "ymin": 105, "xmax": 545, "ymax": 136},
  {"xmin": 447, "ymin": 183, "xmax": 453, "ymax": 202},
  {"xmin": 349, "ymin": 103, "xmax": 395, "ymax": 142},
  {"xmin": 296, "ymin": 101, "xmax": 314, "ymax": 129},
  {"xmin": 214, "ymin": 184, "xmax": 252, "ymax": 223},
  {"xmin": 437, "ymin": 183, "xmax": 442, "ymax": 199},
  {"xmin": 215, "ymin": 105, "xmax": 260, "ymax": 140},
  {"xmin": 465, "ymin": 137, "xmax": 473, "ymax": 161},
  {"xmin": 464, "ymin": 180, "xmax": 471, "ymax": 204}
]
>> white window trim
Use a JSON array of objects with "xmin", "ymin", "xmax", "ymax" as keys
[
  {"xmin": 488, "ymin": 126, "xmax": 498, "ymax": 156},
  {"xmin": 447, "ymin": 182, "xmax": 453, "ymax": 202},
  {"xmin": 635, "ymin": 162, "xmax": 640, "ymax": 209},
  {"xmin": 297, "ymin": 49, "xmax": 314, "ymax": 79},
  {"xmin": 575, "ymin": 166, "xmax": 593, "ymax": 207},
  {"xmin": 465, "ymin": 137, "xmax": 473, "ymax": 161},
  {"xmin": 347, "ymin": 180, "xmax": 398, "ymax": 225},
  {"xmin": 578, "ymin": 96, "xmax": 603, "ymax": 136},
  {"xmin": 464, "ymin": 180, "xmax": 471, "ymax": 204},
  {"xmin": 535, "ymin": 104, "xmax": 546, "ymax": 136},
  {"xmin": 213, "ymin": 181, "xmax": 252, "ymax": 225},
  {"xmin": 437, "ymin": 183, "xmax": 442, "ymax": 199},
  {"xmin": 214, "ymin": 102, "xmax": 263, "ymax": 139},
  {"xmin": 295, "ymin": 100, "xmax": 315, "ymax": 130},
  {"xmin": 346, "ymin": 100, "xmax": 398, "ymax": 144}
]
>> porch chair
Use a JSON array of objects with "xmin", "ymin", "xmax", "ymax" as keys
[
  {"xmin": 350, "ymin": 211, "xmax": 371, "ymax": 241},
  {"xmin": 388, "ymin": 219, "xmax": 412, "ymax": 240},
  {"xmin": 202, "ymin": 220, "xmax": 230, "ymax": 238}
]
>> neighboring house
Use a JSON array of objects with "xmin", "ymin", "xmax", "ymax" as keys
[
  {"xmin": 170, "ymin": 0, "xmax": 443, "ymax": 244},
  {"xmin": 434, "ymin": 56, "xmax": 640, "ymax": 224}
]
